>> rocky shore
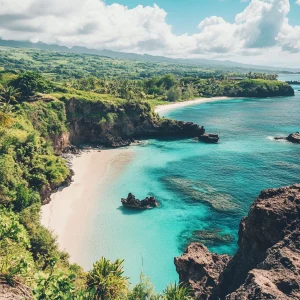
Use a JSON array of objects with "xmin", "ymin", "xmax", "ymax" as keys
[{"xmin": 175, "ymin": 184, "xmax": 300, "ymax": 299}]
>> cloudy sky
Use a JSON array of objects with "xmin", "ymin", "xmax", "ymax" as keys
[{"xmin": 0, "ymin": 0, "xmax": 299, "ymax": 67}]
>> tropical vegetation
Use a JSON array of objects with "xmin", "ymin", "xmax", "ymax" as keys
[{"xmin": 0, "ymin": 46, "xmax": 295, "ymax": 299}]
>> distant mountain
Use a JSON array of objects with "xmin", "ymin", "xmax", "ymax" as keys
[{"xmin": 1, "ymin": 39, "xmax": 299, "ymax": 73}]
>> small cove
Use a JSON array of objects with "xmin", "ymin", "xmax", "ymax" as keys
[{"xmin": 60, "ymin": 75, "xmax": 300, "ymax": 292}]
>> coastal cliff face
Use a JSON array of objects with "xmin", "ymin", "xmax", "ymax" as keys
[
  {"xmin": 175, "ymin": 184, "xmax": 300, "ymax": 299},
  {"xmin": 16, "ymin": 98, "xmax": 211, "ymax": 206},
  {"xmin": 65, "ymin": 98, "xmax": 207, "ymax": 147}
]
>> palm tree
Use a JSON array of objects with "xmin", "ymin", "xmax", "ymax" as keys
[
  {"xmin": 162, "ymin": 283, "xmax": 193, "ymax": 300},
  {"xmin": 0, "ymin": 85, "xmax": 20, "ymax": 105},
  {"xmin": 0, "ymin": 103, "xmax": 14, "ymax": 128},
  {"xmin": 86, "ymin": 257, "xmax": 129, "ymax": 299}
]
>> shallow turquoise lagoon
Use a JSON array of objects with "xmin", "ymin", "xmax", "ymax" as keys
[{"xmin": 81, "ymin": 80, "xmax": 300, "ymax": 291}]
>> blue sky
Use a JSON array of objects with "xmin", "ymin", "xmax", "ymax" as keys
[
  {"xmin": 106, "ymin": 0, "xmax": 300, "ymax": 34},
  {"xmin": 0, "ymin": 0, "xmax": 299, "ymax": 67}
]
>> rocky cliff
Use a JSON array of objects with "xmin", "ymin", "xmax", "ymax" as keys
[
  {"xmin": 65, "ymin": 98, "xmax": 214, "ymax": 147},
  {"xmin": 175, "ymin": 184, "xmax": 300, "ymax": 299}
]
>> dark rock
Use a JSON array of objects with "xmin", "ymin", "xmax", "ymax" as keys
[
  {"xmin": 62, "ymin": 144, "xmax": 81, "ymax": 154},
  {"xmin": 274, "ymin": 132, "xmax": 300, "ymax": 144},
  {"xmin": 174, "ymin": 184, "xmax": 300, "ymax": 299},
  {"xmin": 287, "ymin": 132, "xmax": 300, "ymax": 144},
  {"xmin": 199, "ymin": 133, "xmax": 219, "ymax": 143},
  {"xmin": 175, "ymin": 243, "xmax": 230, "ymax": 299},
  {"xmin": 121, "ymin": 193, "xmax": 159, "ymax": 210}
]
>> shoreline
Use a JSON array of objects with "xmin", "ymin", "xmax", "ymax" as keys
[
  {"xmin": 41, "ymin": 97, "xmax": 231, "ymax": 265},
  {"xmin": 155, "ymin": 96, "xmax": 231, "ymax": 114},
  {"xmin": 41, "ymin": 148, "xmax": 135, "ymax": 263}
]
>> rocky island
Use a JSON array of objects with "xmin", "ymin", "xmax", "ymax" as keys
[
  {"xmin": 121, "ymin": 193, "xmax": 159, "ymax": 209},
  {"xmin": 175, "ymin": 184, "xmax": 300, "ymax": 299}
]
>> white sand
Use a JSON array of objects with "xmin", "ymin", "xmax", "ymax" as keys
[
  {"xmin": 41, "ymin": 97, "xmax": 230, "ymax": 262},
  {"xmin": 155, "ymin": 96, "xmax": 231, "ymax": 115},
  {"xmin": 41, "ymin": 148, "xmax": 134, "ymax": 263}
]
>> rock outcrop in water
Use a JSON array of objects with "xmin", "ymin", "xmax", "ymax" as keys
[
  {"xmin": 287, "ymin": 132, "xmax": 300, "ymax": 144},
  {"xmin": 121, "ymin": 193, "xmax": 159, "ymax": 209},
  {"xmin": 175, "ymin": 184, "xmax": 300, "ymax": 299},
  {"xmin": 274, "ymin": 132, "xmax": 300, "ymax": 144}
]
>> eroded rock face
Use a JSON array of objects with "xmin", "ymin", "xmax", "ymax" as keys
[
  {"xmin": 52, "ymin": 131, "xmax": 71, "ymax": 154},
  {"xmin": 175, "ymin": 243, "xmax": 230, "ymax": 299},
  {"xmin": 175, "ymin": 184, "xmax": 300, "ymax": 299}
]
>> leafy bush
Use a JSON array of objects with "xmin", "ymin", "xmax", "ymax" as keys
[
  {"xmin": 162, "ymin": 283, "xmax": 193, "ymax": 300},
  {"xmin": 11, "ymin": 72, "xmax": 53, "ymax": 98},
  {"xmin": 0, "ymin": 209, "xmax": 34, "ymax": 286},
  {"xmin": 127, "ymin": 274, "xmax": 156, "ymax": 300},
  {"xmin": 86, "ymin": 257, "xmax": 129, "ymax": 299},
  {"xmin": 33, "ymin": 258, "xmax": 78, "ymax": 300}
]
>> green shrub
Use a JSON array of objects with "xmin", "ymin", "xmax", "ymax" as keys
[
  {"xmin": 11, "ymin": 72, "xmax": 53, "ymax": 98},
  {"xmin": 86, "ymin": 257, "xmax": 129, "ymax": 299},
  {"xmin": 127, "ymin": 274, "xmax": 156, "ymax": 300}
]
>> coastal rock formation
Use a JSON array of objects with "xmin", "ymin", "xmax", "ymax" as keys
[
  {"xmin": 274, "ymin": 132, "xmax": 300, "ymax": 144},
  {"xmin": 175, "ymin": 243, "xmax": 230, "ymax": 298},
  {"xmin": 65, "ymin": 99, "xmax": 218, "ymax": 147},
  {"xmin": 40, "ymin": 170, "xmax": 74, "ymax": 204},
  {"xmin": 199, "ymin": 133, "xmax": 219, "ymax": 143},
  {"xmin": 287, "ymin": 132, "xmax": 300, "ymax": 144},
  {"xmin": 52, "ymin": 131, "xmax": 71, "ymax": 154},
  {"xmin": 175, "ymin": 184, "xmax": 300, "ymax": 299},
  {"xmin": 121, "ymin": 193, "xmax": 159, "ymax": 209}
]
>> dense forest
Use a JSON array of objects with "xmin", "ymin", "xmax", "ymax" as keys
[
  {"xmin": 0, "ymin": 46, "xmax": 295, "ymax": 299},
  {"xmin": 0, "ymin": 46, "xmax": 280, "ymax": 81}
]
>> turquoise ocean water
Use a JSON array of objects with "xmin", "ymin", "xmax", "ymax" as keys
[{"xmin": 80, "ymin": 75, "xmax": 300, "ymax": 291}]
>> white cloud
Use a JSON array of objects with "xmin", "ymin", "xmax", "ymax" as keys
[
  {"xmin": 296, "ymin": 0, "xmax": 300, "ymax": 5},
  {"xmin": 0, "ymin": 0, "xmax": 299, "ymax": 66}
]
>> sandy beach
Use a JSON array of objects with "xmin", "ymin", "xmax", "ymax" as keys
[
  {"xmin": 155, "ymin": 96, "xmax": 231, "ymax": 115},
  {"xmin": 41, "ymin": 148, "xmax": 134, "ymax": 263},
  {"xmin": 41, "ymin": 97, "xmax": 230, "ymax": 264}
]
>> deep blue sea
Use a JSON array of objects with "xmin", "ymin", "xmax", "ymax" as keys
[{"xmin": 81, "ymin": 75, "xmax": 300, "ymax": 291}]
